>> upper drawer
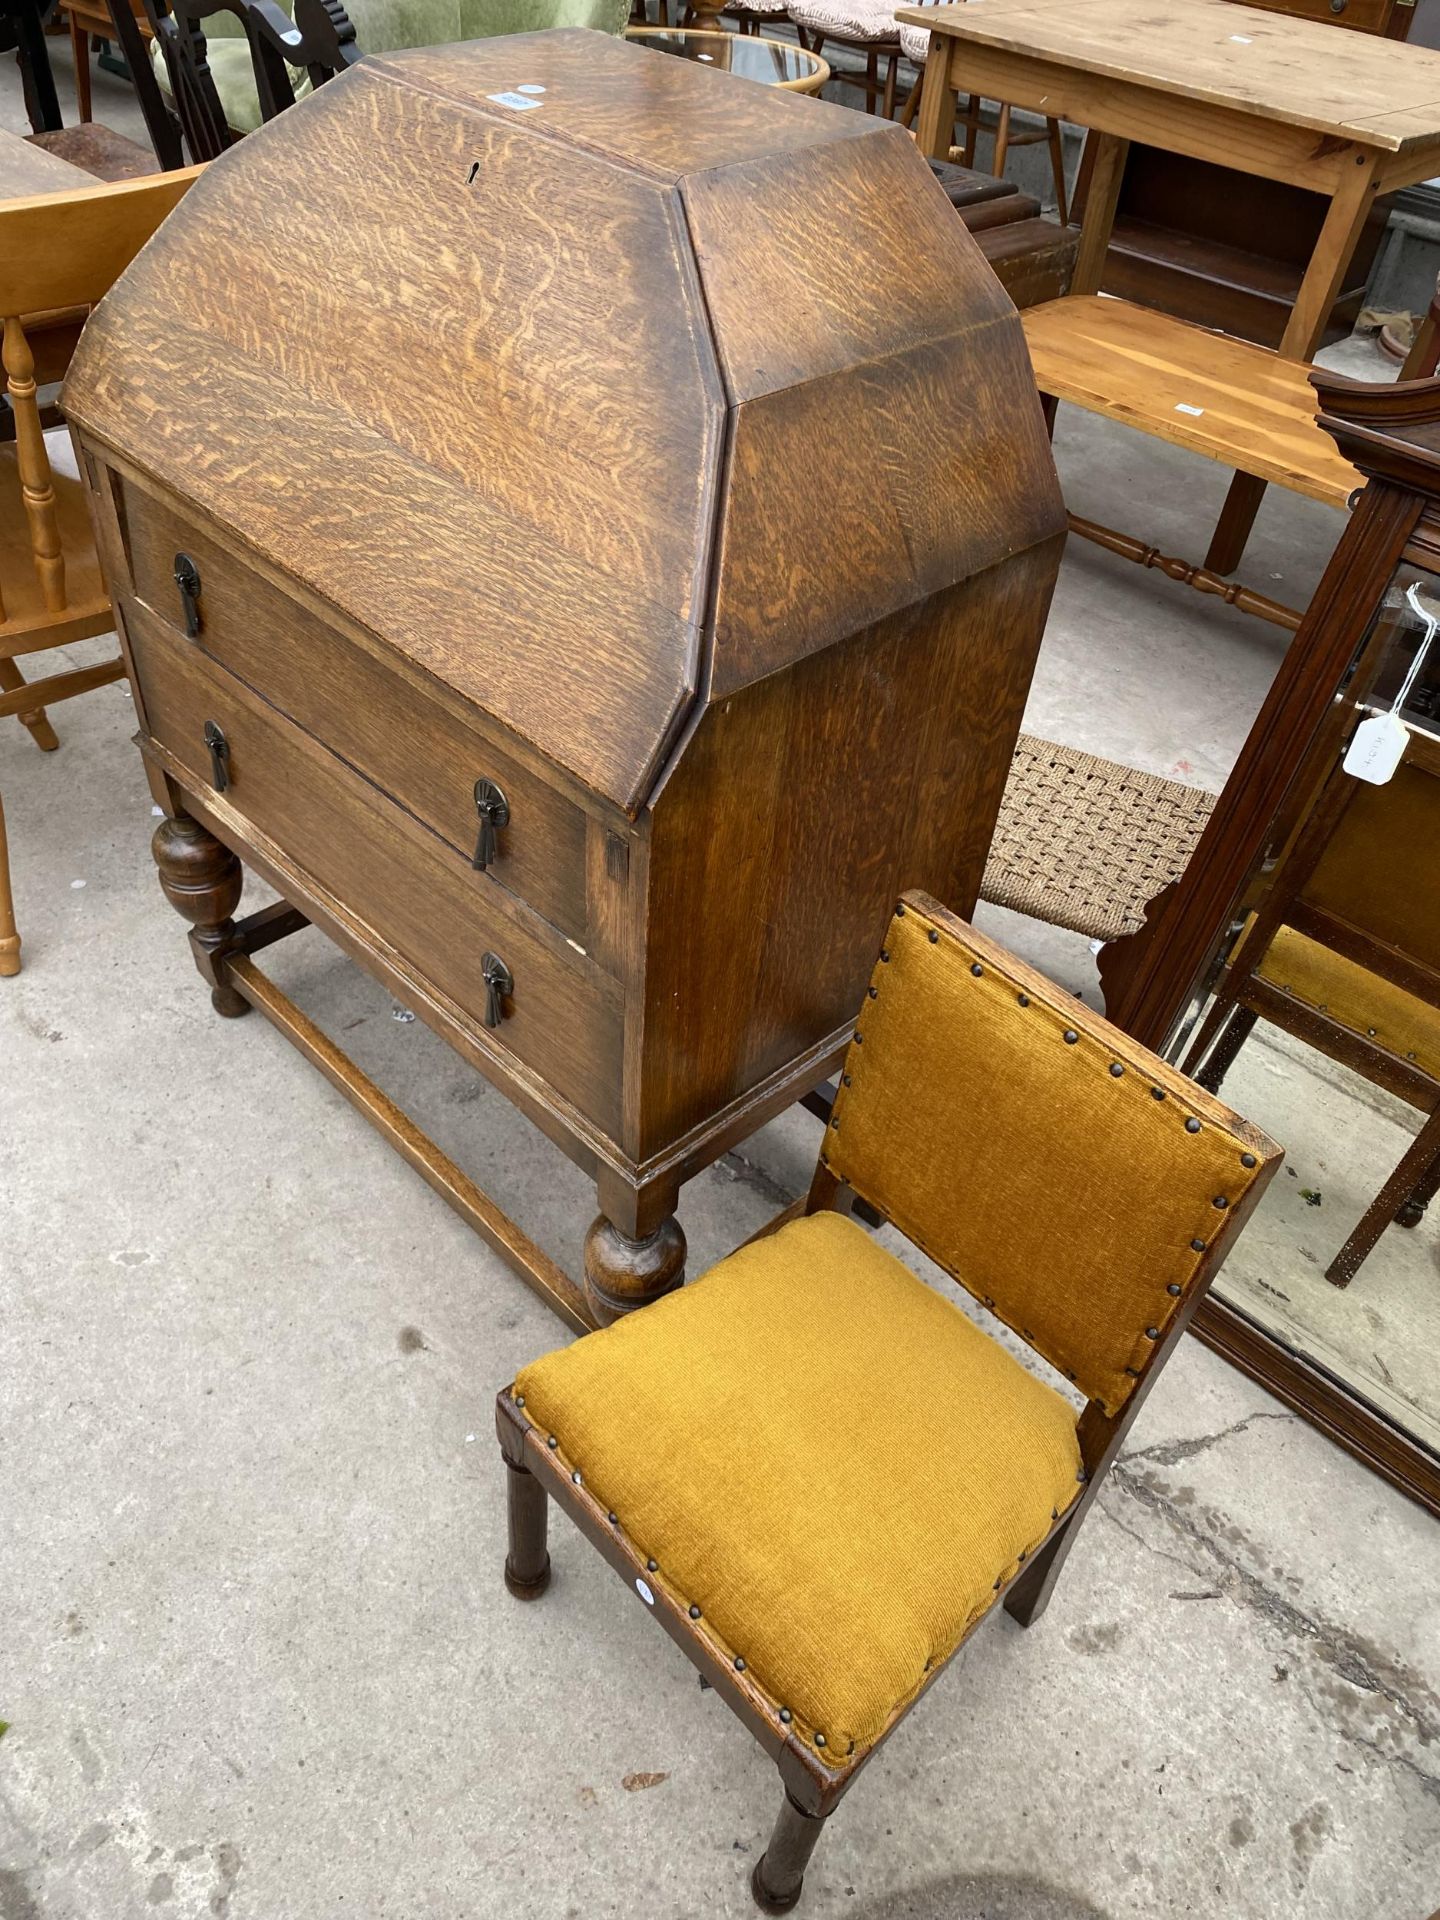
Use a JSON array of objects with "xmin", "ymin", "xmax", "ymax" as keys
[
  {"xmin": 126, "ymin": 598, "xmax": 624, "ymax": 1139},
  {"xmin": 118, "ymin": 478, "xmax": 594, "ymax": 947}
]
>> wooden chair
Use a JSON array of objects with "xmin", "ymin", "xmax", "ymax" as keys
[
  {"xmin": 495, "ymin": 892, "xmax": 1279, "ymax": 1910},
  {"xmin": 1183, "ymin": 730, "xmax": 1440, "ymax": 1288},
  {"xmin": 0, "ymin": 164, "xmax": 198, "ymax": 977}
]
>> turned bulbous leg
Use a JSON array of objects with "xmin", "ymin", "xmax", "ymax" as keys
[
  {"xmin": 151, "ymin": 814, "xmax": 248, "ymax": 1017},
  {"xmin": 583, "ymin": 1213, "xmax": 686, "ymax": 1326}
]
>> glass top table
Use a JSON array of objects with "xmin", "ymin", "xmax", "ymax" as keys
[{"xmin": 624, "ymin": 27, "xmax": 829, "ymax": 93}]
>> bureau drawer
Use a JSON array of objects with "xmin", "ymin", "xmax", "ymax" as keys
[
  {"xmin": 127, "ymin": 602, "xmax": 623, "ymax": 1138},
  {"xmin": 118, "ymin": 480, "xmax": 595, "ymax": 948}
]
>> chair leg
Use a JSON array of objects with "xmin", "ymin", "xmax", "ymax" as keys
[
  {"xmin": 1326, "ymin": 1106, "xmax": 1440, "ymax": 1289},
  {"xmin": 752, "ymin": 1793, "xmax": 829, "ymax": 1915},
  {"xmin": 993, "ymin": 100, "xmax": 1011, "ymax": 178},
  {"xmin": 864, "ymin": 47, "xmax": 878, "ymax": 114},
  {"xmin": 959, "ymin": 93, "xmax": 980, "ymax": 167},
  {"xmin": 881, "ymin": 50, "xmax": 897, "ymax": 120},
  {"xmin": 503, "ymin": 1457, "xmax": 551, "ymax": 1600},
  {"xmin": 1396, "ymin": 1147, "xmax": 1440, "ymax": 1229},
  {"xmin": 1193, "ymin": 1005, "xmax": 1258, "ymax": 1096},
  {"xmin": 1002, "ymin": 1517, "xmax": 1075, "ymax": 1629},
  {"xmin": 71, "ymin": 17, "xmax": 93, "ymax": 122},
  {"xmin": 0, "ymin": 659, "xmax": 60, "ymax": 753},
  {"xmin": 1046, "ymin": 115, "xmax": 1068, "ymax": 223},
  {"xmin": 0, "ymin": 787, "xmax": 20, "ymax": 978}
]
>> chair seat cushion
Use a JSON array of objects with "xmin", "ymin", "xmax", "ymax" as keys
[
  {"xmin": 515, "ymin": 1211, "xmax": 1082, "ymax": 1759},
  {"xmin": 1254, "ymin": 923, "xmax": 1440, "ymax": 1079},
  {"xmin": 786, "ymin": 0, "xmax": 899, "ymax": 42}
]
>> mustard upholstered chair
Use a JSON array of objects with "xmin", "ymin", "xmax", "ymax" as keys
[
  {"xmin": 495, "ymin": 892, "xmax": 1280, "ymax": 1911},
  {"xmin": 1183, "ymin": 731, "xmax": 1440, "ymax": 1288}
]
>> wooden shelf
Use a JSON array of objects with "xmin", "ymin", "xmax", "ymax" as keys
[{"xmin": 1020, "ymin": 296, "xmax": 1360, "ymax": 508}]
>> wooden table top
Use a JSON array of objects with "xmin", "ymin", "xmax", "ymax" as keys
[
  {"xmin": 896, "ymin": 0, "xmax": 1440, "ymax": 154},
  {"xmin": 0, "ymin": 126, "xmax": 92, "ymax": 201}
]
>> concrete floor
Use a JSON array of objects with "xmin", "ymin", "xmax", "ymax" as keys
[{"xmin": 4, "ymin": 50, "xmax": 1440, "ymax": 1920}]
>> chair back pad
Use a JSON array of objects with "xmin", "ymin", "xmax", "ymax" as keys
[
  {"xmin": 1303, "ymin": 752, "xmax": 1440, "ymax": 976},
  {"xmin": 824, "ymin": 894, "xmax": 1276, "ymax": 1415}
]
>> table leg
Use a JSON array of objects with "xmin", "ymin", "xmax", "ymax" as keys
[
  {"xmin": 1280, "ymin": 151, "xmax": 1383, "ymax": 362},
  {"xmin": 1069, "ymin": 132, "xmax": 1129, "ymax": 298},
  {"xmin": 915, "ymin": 36, "xmax": 958, "ymax": 162},
  {"xmin": 1206, "ymin": 153, "xmax": 1382, "ymax": 574}
]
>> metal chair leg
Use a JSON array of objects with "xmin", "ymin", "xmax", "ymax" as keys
[
  {"xmin": 752, "ymin": 1794, "xmax": 829, "ymax": 1914},
  {"xmin": 503, "ymin": 1457, "xmax": 551, "ymax": 1600}
]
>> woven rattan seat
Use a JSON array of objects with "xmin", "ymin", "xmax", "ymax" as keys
[{"xmin": 981, "ymin": 734, "xmax": 1216, "ymax": 943}]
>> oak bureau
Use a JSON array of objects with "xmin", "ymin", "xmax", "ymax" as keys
[{"xmin": 64, "ymin": 30, "xmax": 1065, "ymax": 1327}]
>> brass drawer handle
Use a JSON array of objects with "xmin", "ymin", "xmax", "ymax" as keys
[
  {"xmin": 173, "ymin": 551, "xmax": 202, "ymax": 637},
  {"xmin": 472, "ymin": 777, "xmax": 510, "ymax": 870},
  {"xmin": 481, "ymin": 949, "xmax": 512, "ymax": 1029},
  {"xmin": 203, "ymin": 718, "xmax": 230, "ymax": 792}
]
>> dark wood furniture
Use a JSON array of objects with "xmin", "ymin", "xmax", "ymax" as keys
[
  {"xmin": 64, "ymin": 34, "xmax": 1064, "ymax": 1330},
  {"xmin": 496, "ymin": 895, "xmax": 1280, "ymax": 1910},
  {"xmin": 1088, "ymin": 369, "xmax": 1440, "ymax": 1514}
]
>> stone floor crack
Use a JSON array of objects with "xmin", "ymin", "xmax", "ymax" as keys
[
  {"xmin": 715, "ymin": 1150, "xmax": 798, "ymax": 1212},
  {"xmin": 1121, "ymin": 1409, "xmax": 1292, "ymax": 1469},
  {"xmin": 1107, "ymin": 1460, "xmax": 1440, "ymax": 1798}
]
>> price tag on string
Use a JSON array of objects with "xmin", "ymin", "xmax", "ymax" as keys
[{"xmin": 1343, "ymin": 582, "xmax": 1438, "ymax": 785}]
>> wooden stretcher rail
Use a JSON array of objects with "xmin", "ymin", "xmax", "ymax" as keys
[{"xmin": 222, "ymin": 948, "xmax": 596, "ymax": 1335}]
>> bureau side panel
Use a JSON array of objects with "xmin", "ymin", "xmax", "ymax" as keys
[{"xmin": 634, "ymin": 542, "xmax": 1063, "ymax": 1161}]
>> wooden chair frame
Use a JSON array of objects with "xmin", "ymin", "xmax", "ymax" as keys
[
  {"xmin": 1182, "ymin": 730, "xmax": 1440, "ymax": 1287},
  {"xmin": 495, "ymin": 893, "xmax": 1278, "ymax": 1911},
  {"xmin": 0, "ymin": 165, "xmax": 199, "ymax": 976}
]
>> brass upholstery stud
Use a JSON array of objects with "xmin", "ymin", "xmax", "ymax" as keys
[
  {"xmin": 842, "ymin": 1073, "xmax": 852, "ymax": 1087},
  {"xmin": 970, "ymin": 962, "xmax": 983, "ymax": 976},
  {"xmin": 815, "ymin": 1734, "xmax": 826, "ymax": 1748},
  {"xmin": 1109, "ymin": 1063, "xmax": 1124, "ymax": 1078},
  {"xmin": 895, "ymin": 902, "xmax": 906, "ymax": 917},
  {"xmin": 1167, "ymin": 1282, "xmax": 1182, "ymax": 1296},
  {"xmin": 928, "ymin": 929, "xmax": 939, "ymax": 944},
  {"xmin": 514, "ymin": 1394, "xmax": 525, "ymax": 1408},
  {"xmin": 853, "ymin": 1031, "xmax": 863, "ymax": 1044},
  {"xmin": 1051, "ymin": 1508, "xmax": 1059, "ymax": 1520},
  {"xmin": 1063, "ymin": 1029, "xmax": 1078, "ymax": 1044},
  {"xmin": 546, "ymin": 1435, "xmax": 558, "ymax": 1449},
  {"xmin": 1018, "ymin": 1548, "xmax": 1027, "ymax": 1563},
  {"xmin": 571, "ymin": 1470, "xmax": 582, "ymax": 1486},
  {"xmin": 880, "ymin": 949, "xmax": 891, "ymax": 963},
  {"xmin": 1018, "ymin": 992, "xmax": 1029, "ymax": 1007},
  {"xmin": 1190, "ymin": 1238, "xmax": 1205, "ymax": 1252},
  {"xmin": 735, "ymin": 1657, "xmax": 746, "ymax": 1672},
  {"xmin": 1150, "ymin": 1087, "xmax": 1166, "ymax": 1101},
  {"xmin": 689, "ymin": 1605, "xmax": 701, "ymax": 1620},
  {"xmin": 1213, "ymin": 1195, "xmax": 1229, "ymax": 1210},
  {"xmin": 867, "ymin": 986, "xmax": 878, "ymax": 999},
  {"xmin": 779, "ymin": 1708, "xmax": 792, "ymax": 1724},
  {"xmin": 1124, "ymin": 1367, "xmax": 1140, "ymax": 1378},
  {"xmin": 992, "ymin": 1577, "xmax": 1002, "ymax": 1591},
  {"xmin": 1076, "ymin": 1468, "xmax": 1087, "ymax": 1482},
  {"xmin": 608, "ymin": 1512, "xmax": 619, "ymax": 1526},
  {"xmin": 1145, "ymin": 1327, "xmax": 1160, "ymax": 1340},
  {"xmin": 830, "ymin": 1116, "xmax": 840, "ymax": 1130},
  {"xmin": 1185, "ymin": 1118, "xmax": 1201, "ymax": 1134},
  {"xmin": 1367, "ymin": 1027, "xmax": 1377, "ymax": 1037},
  {"xmin": 647, "ymin": 1558, "xmax": 658, "ymax": 1572},
  {"xmin": 1241, "ymin": 1152, "xmax": 1257, "ymax": 1168}
]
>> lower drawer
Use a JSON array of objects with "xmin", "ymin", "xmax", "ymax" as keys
[{"xmin": 127, "ymin": 603, "xmax": 624, "ymax": 1139}]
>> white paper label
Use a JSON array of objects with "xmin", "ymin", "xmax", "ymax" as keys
[
  {"xmin": 1175, "ymin": 403, "xmax": 1205, "ymax": 417},
  {"xmin": 487, "ymin": 90, "xmax": 541, "ymax": 110},
  {"xmin": 516, "ymin": 83, "xmax": 546, "ymax": 93},
  {"xmin": 635, "ymin": 1578, "xmax": 655, "ymax": 1606},
  {"xmin": 1343, "ymin": 710, "xmax": 1409, "ymax": 785}
]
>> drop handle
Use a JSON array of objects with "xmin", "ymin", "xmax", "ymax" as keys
[
  {"xmin": 481, "ymin": 950, "xmax": 513, "ymax": 1030},
  {"xmin": 203, "ymin": 719, "xmax": 230, "ymax": 793},
  {"xmin": 174, "ymin": 551, "xmax": 202, "ymax": 637},
  {"xmin": 472, "ymin": 777, "xmax": 510, "ymax": 870}
]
